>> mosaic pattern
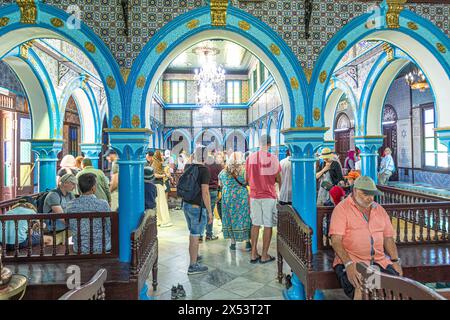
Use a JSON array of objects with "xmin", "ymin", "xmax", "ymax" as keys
[
  {"xmin": 222, "ymin": 109, "xmax": 247, "ymax": 126},
  {"xmin": 0, "ymin": 61, "xmax": 26, "ymax": 94},
  {"xmin": 16, "ymin": 0, "xmax": 447, "ymax": 69},
  {"xmin": 165, "ymin": 109, "xmax": 192, "ymax": 127}
]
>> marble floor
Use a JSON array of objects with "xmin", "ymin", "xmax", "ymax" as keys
[{"xmin": 146, "ymin": 209, "xmax": 348, "ymax": 300}]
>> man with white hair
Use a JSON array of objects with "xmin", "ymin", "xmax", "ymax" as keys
[{"xmin": 378, "ymin": 147, "xmax": 395, "ymax": 185}]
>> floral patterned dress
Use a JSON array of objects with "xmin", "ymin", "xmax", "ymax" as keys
[{"xmin": 218, "ymin": 169, "xmax": 251, "ymax": 242}]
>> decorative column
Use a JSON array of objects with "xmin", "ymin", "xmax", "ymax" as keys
[
  {"xmin": 31, "ymin": 140, "xmax": 63, "ymax": 192},
  {"xmin": 278, "ymin": 145, "xmax": 288, "ymax": 161},
  {"xmin": 80, "ymin": 143, "xmax": 103, "ymax": 169},
  {"xmin": 322, "ymin": 140, "xmax": 335, "ymax": 150},
  {"xmin": 282, "ymin": 127, "xmax": 328, "ymax": 300},
  {"xmin": 354, "ymin": 136, "xmax": 384, "ymax": 183},
  {"xmin": 105, "ymin": 129, "xmax": 152, "ymax": 263}
]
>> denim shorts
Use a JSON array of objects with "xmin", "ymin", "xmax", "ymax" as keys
[{"xmin": 182, "ymin": 202, "xmax": 207, "ymax": 237}]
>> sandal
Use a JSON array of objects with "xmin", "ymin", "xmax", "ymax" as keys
[
  {"xmin": 250, "ymin": 254, "xmax": 261, "ymax": 264},
  {"xmin": 259, "ymin": 255, "xmax": 276, "ymax": 264}
]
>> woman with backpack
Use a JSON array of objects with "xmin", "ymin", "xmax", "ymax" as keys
[{"xmin": 218, "ymin": 152, "xmax": 251, "ymax": 251}]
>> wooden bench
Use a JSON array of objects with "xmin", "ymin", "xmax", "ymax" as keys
[
  {"xmin": 58, "ymin": 268, "xmax": 107, "ymax": 300},
  {"xmin": 0, "ymin": 195, "xmax": 158, "ymax": 300},
  {"xmin": 356, "ymin": 262, "xmax": 446, "ymax": 300},
  {"xmin": 277, "ymin": 194, "xmax": 450, "ymax": 299}
]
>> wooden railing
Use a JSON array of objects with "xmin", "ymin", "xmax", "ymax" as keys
[
  {"xmin": 0, "ymin": 193, "xmax": 44, "ymax": 215},
  {"xmin": 376, "ymin": 185, "xmax": 449, "ymax": 204},
  {"xmin": 0, "ymin": 211, "xmax": 119, "ymax": 262},
  {"xmin": 318, "ymin": 202, "xmax": 450, "ymax": 250},
  {"xmin": 277, "ymin": 205, "xmax": 313, "ymax": 271},
  {"xmin": 356, "ymin": 262, "xmax": 446, "ymax": 300}
]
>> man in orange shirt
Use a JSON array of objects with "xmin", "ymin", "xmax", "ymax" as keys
[{"xmin": 329, "ymin": 176, "xmax": 403, "ymax": 299}]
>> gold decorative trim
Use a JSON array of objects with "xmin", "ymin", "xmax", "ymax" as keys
[
  {"xmin": 295, "ymin": 115, "xmax": 304, "ymax": 128},
  {"xmin": 156, "ymin": 42, "xmax": 167, "ymax": 54},
  {"xmin": 304, "ymin": 68, "xmax": 312, "ymax": 84},
  {"xmin": 238, "ymin": 20, "xmax": 251, "ymax": 31},
  {"xmin": 106, "ymin": 76, "xmax": 116, "ymax": 90},
  {"xmin": 120, "ymin": 68, "xmax": 131, "ymax": 83},
  {"xmin": 270, "ymin": 44, "xmax": 281, "ymax": 56},
  {"xmin": 210, "ymin": 0, "xmax": 229, "ymax": 27},
  {"xmin": 319, "ymin": 71, "xmax": 327, "ymax": 84},
  {"xmin": 131, "ymin": 115, "xmax": 141, "ymax": 128},
  {"xmin": 186, "ymin": 19, "xmax": 199, "ymax": 29},
  {"xmin": 436, "ymin": 43, "xmax": 446, "ymax": 54},
  {"xmin": 84, "ymin": 42, "xmax": 96, "ymax": 54},
  {"xmin": 290, "ymin": 77, "xmax": 299, "ymax": 90},
  {"xmin": 50, "ymin": 17, "xmax": 64, "ymax": 28},
  {"xmin": 111, "ymin": 116, "xmax": 122, "ymax": 129},
  {"xmin": 136, "ymin": 76, "xmax": 146, "ymax": 89},
  {"xmin": 104, "ymin": 128, "xmax": 153, "ymax": 134},
  {"xmin": 281, "ymin": 127, "xmax": 330, "ymax": 134},
  {"xmin": 434, "ymin": 126, "xmax": 450, "ymax": 132},
  {"xmin": 20, "ymin": 41, "xmax": 34, "ymax": 60},
  {"xmin": 0, "ymin": 17, "xmax": 10, "ymax": 27},
  {"xmin": 313, "ymin": 108, "xmax": 321, "ymax": 121},
  {"xmin": 386, "ymin": 0, "xmax": 407, "ymax": 29},
  {"xmin": 17, "ymin": 0, "xmax": 37, "ymax": 24},
  {"xmin": 407, "ymin": 21, "xmax": 418, "ymax": 30},
  {"xmin": 330, "ymin": 78, "xmax": 335, "ymax": 90},
  {"xmin": 382, "ymin": 43, "xmax": 394, "ymax": 62},
  {"xmin": 337, "ymin": 40, "xmax": 347, "ymax": 51}
]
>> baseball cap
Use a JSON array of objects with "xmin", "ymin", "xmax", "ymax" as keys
[
  {"xmin": 60, "ymin": 173, "xmax": 77, "ymax": 185},
  {"xmin": 353, "ymin": 176, "xmax": 382, "ymax": 196},
  {"xmin": 144, "ymin": 166, "xmax": 155, "ymax": 182}
]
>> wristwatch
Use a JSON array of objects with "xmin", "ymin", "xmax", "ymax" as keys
[
  {"xmin": 344, "ymin": 261, "xmax": 353, "ymax": 269},
  {"xmin": 391, "ymin": 258, "xmax": 401, "ymax": 265}
]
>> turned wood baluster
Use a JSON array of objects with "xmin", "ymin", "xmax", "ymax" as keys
[
  {"xmin": 443, "ymin": 209, "xmax": 448, "ymax": 241},
  {"xmin": 39, "ymin": 218, "xmax": 44, "ymax": 256},
  {"xmin": 419, "ymin": 209, "xmax": 424, "ymax": 242},
  {"xmin": 89, "ymin": 217, "xmax": 94, "ymax": 254},
  {"xmin": 77, "ymin": 219, "xmax": 81, "ymax": 254},
  {"xmin": 403, "ymin": 209, "xmax": 408, "ymax": 243},
  {"xmin": 1, "ymin": 221, "xmax": 5, "ymax": 258},
  {"xmin": 395, "ymin": 210, "xmax": 401, "ymax": 243},
  {"xmin": 412, "ymin": 210, "xmax": 416, "ymax": 242},
  {"xmin": 306, "ymin": 233, "xmax": 313, "ymax": 270},
  {"xmin": 52, "ymin": 219, "xmax": 57, "ymax": 256},
  {"xmin": 27, "ymin": 220, "xmax": 32, "ymax": 257},
  {"xmin": 14, "ymin": 220, "xmax": 19, "ymax": 258},
  {"xmin": 65, "ymin": 218, "xmax": 69, "ymax": 255},
  {"xmin": 102, "ymin": 217, "xmax": 106, "ymax": 254},
  {"xmin": 434, "ymin": 209, "xmax": 439, "ymax": 241},
  {"xmin": 426, "ymin": 209, "xmax": 431, "ymax": 241}
]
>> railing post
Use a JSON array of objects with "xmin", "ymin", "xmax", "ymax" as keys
[
  {"xmin": 31, "ymin": 140, "xmax": 63, "ymax": 192},
  {"xmin": 282, "ymin": 127, "xmax": 328, "ymax": 300},
  {"xmin": 354, "ymin": 136, "xmax": 384, "ymax": 183},
  {"xmin": 105, "ymin": 128, "xmax": 152, "ymax": 264}
]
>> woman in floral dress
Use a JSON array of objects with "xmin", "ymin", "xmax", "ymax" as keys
[{"xmin": 218, "ymin": 152, "xmax": 252, "ymax": 251}]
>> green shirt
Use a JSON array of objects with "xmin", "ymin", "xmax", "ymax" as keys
[{"xmin": 76, "ymin": 166, "xmax": 111, "ymax": 203}]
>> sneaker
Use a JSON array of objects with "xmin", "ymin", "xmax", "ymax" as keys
[
  {"xmin": 176, "ymin": 284, "xmax": 186, "ymax": 298},
  {"xmin": 187, "ymin": 263, "xmax": 208, "ymax": 275},
  {"xmin": 229, "ymin": 243, "xmax": 236, "ymax": 251},
  {"xmin": 205, "ymin": 235, "xmax": 219, "ymax": 241},
  {"xmin": 171, "ymin": 286, "xmax": 178, "ymax": 300},
  {"xmin": 197, "ymin": 255, "xmax": 203, "ymax": 262},
  {"xmin": 245, "ymin": 241, "xmax": 252, "ymax": 252}
]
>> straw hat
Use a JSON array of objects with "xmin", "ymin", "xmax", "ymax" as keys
[{"xmin": 319, "ymin": 147, "xmax": 334, "ymax": 160}]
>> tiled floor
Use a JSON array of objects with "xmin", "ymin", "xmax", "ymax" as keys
[{"xmin": 146, "ymin": 209, "xmax": 348, "ymax": 300}]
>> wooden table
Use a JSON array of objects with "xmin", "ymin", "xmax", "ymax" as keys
[{"xmin": 0, "ymin": 275, "xmax": 28, "ymax": 300}]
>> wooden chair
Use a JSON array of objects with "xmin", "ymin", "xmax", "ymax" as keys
[
  {"xmin": 58, "ymin": 269, "xmax": 107, "ymax": 300},
  {"xmin": 356, "ymin": 263, "xmax": 446, "ymax": 300}
]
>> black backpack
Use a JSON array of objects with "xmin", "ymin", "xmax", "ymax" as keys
[
  {"xmin": 36, "ymin": 189, "xmax": 62, "ymax": 213},
  {"xmin": 177, "ymin": 164, "xmax": 201, "ymax": 203}
]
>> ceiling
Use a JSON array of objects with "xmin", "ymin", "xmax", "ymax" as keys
[{"xmin": 166, "ymin": 40, "xmax": 254, "ymax": 75}]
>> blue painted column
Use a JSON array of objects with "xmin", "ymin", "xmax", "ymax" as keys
[
  {"xmin": 31, "ymin": 140, "xmax": 63, "ymax": 192},
  {"xmin": 322, "ymin": 140, "xmax": 336, "ymax": 150},
  {"xmin": 282, "ymin": 127, "xmax": 328, "ymax": 300},
  {"xmin": 278, "ymin": 145, "xmax": 288, "ymax": 161},
  {"xmin": 354, "ymin": 136, "xmax": 384, "ymax": 183},
  {"xmin": 105, "ymin": 129, "xmax": 152, "ymax": 264},
  {"xmin": 80, "ymin": 143, "xmax": 103, "ymax": 169}
]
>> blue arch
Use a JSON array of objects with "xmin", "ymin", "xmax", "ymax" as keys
[
  {"xmin": 0, "ymin": 3, "xmax": 125, "ymax": 127},
  {"xmin": 126, "ymin": 5, "xmax": 308, "ymax": 129},
  {"xmin": 310, "ymin": 4, "xmax": 450, "ymax": 128},
  {"xmin": 223, "ymin": 129, "xmax": 248, "ymax": 146}
]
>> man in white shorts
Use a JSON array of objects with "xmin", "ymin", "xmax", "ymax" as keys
[{"xmin": 245, "ymin": 134, "xmax": 281, "ymax": 264}]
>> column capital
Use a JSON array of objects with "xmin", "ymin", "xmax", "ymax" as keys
[
  {"xmin": 435, "ymin": 127, "xmax": 450, "ymax": 149},
  {"xmin": 31, "ymin": 139, "xmax": 63, "ymax": 160},
  {"xmin": 282, "ymin": 127, "xmax": 328, "ymax": 158},
  {"xmin": 105, "ymin": 128, "xmax": 152, "ymax": 161},
  {"xmin": 80, "ymin": 143, "xmax": 103, "ymax": 158},
  {"xmin": 354, "ymin": 135, "xmax": 384, "ymax": 154}
]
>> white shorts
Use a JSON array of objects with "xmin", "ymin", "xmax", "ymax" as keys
[{"xmin": 250, "ymin": 198, "xmax": 277, "ymax": 228}]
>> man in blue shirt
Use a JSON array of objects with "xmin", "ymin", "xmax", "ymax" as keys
[
  {"xmin": 66, "ymin": 173, "xmax": 111, "ymax": 254},
  {"xmin": 378, "ymin": 147, "xmax": 395, "ymax": 185},
  {"xmin": 0, "ymin": 197, "xmax": 52, "ymax": 251}
]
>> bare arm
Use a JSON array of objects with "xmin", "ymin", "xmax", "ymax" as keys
[
  {"xmin": 331, "ymin": 235, "xmax": 362, "ymax": 288},
  {"xmin": 276, "ymin": 172, "xmax": 282, "ymax": 188},
  {"xmin": 110, "ymin": 173, "xmax": 118, "ymax": 192},
  {"xmin": 51, "ymin": 205, "xmax": 65, "ymax": 224},
  {"xmin": 384, "ymin": 237, "xmax": 403, "ymax": 276},
  {"xmin": 201, "ymin": 184, "xmax": 213, "ymax": 224}
]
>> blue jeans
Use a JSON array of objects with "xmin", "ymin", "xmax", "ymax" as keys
[
  {"xmin": 182, "ymin": 202, "xmax": 207, "ymax": 237},
  {"xmin": 46, "ymin": 219, "xmax": 66, "ymax": 232},
  {"xmin": 5, "ymin": 232, "xmax": 41, "ymax": 251},
  {"xmin": 205, "ymin": 190, "xmax": 218, "ymax": 237}
]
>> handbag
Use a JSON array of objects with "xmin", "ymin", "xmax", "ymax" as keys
[{"xmin": 232, "ymin": 174, "xmax": 248, "ymax": 188}]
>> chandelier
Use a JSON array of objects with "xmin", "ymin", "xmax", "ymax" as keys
[
  {"xmin": 193, "ymin": 43, "xmax": 225, "ymax": 118},
  {"xmin": 404, "ymin": 67, "xmax": 429, "ymax": 92}
]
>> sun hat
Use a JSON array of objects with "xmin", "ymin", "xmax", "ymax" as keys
[
  {"xmin": 345, "ymin": 170, "xmax": 361, "ymax": 180},
  {"xmin": 319, "ymin": 147, "xmax": 334, "ymax": 160},
  {"xmin": 144, "ymin": 166, "xmax": 155, "ymax": 182},
  {"xmin": 353, "ymin": 176, "xmax": 382, "ymax": 196},
  {"xmin": 60, "ymin": 173, "xmax": 77, "ymax": 185}
]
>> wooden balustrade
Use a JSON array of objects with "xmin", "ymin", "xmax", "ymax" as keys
[
  {"xmin": 0, "ymin": 193, "xmax": 44, "ymax": 215},
  {"xmin": 317, "ymin": 202, "xmax": 450, "ymax": 250},
  {"xmin": 376, "ymin": 185, "xmax": 449, "ymax": 204},
  {"xmin": 0, "ymin": 211, "xmax": 119, "ymax": 262},
  {"xmin": 277, "ymin": 205, "xmax": 313, "ymax": 270}
]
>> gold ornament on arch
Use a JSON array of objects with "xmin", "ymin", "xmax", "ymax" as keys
[
  {"xmin": 407, "ymin": 21, "xmax": 418, "ymax": 30},
  {"xmin": 210, "ymin": 0, "xmax": 229, "ymax": 27},
  {"xmin": 385, "ymin": 0, "xmax": 407, "ymax": 29},
  {"xmin": 50, "ymin": 18, "xmax": 64, "ymax": 28},
  {"xmin": 319, "ymin": 71, "xmax": 327, "ymax": 84},
  {"xmin": 296, "ymin": 115, "xmax": 305, "ymax": 128},
  {"xmin": 436, "ymin": 43, "xmax": 446, "ymax": 54},
  {"xmin": 186, "ymin": 19, "xmax": 199, "ymax": 29},
  {"xmin": 136, "ymin": 76, "xmax": 146, "ymax": 89},
  {"xmin": 0, "ymin": 17, "xmax": 10, "ymax": 27},
  {"xmin": 313, "ymin": 108, "xmax": 321, "ymax": 121},
  {"xmin": 238, "ymin": 20, "xmax": 251, "ymax": 31},
  {"xmin": 156, "ymin": 42, "xmax": 167, "ymax": 54},
  {"xmin": 290, "ymin": 77, "xmax": 299, "ymax": 90},
  {"xmin": 112, "ymin": 116, "xmax": 122, "ymax": 129},
  {"xmin": 84, "ymin": 42, "xmax": 96, "ymax": 54},
  {"xmin": 270, "ymin": 44, "xmax": 281, "ymax": 56},
  {"xmin": 106, "ymin": 76, "xmax": 116, "ymax": 90},
  {"xmin": 132, "ymin": 115, "xmax": 141, "ymax": 128},
  {"xmin": 17, "ymin": 0, "xmax": 37, "ymax": 24},
  {"xmin": 337, "ymin": 40, "xmax": 347, "ymax": 51}
]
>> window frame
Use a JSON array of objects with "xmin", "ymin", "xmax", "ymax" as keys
[
  {"xmin": 226, "ymin": 80, "xmax": 242, "ymax": 104},
  {"xmin": 170, "ymin": 80, "xmax": 187, "ymax": 104}
]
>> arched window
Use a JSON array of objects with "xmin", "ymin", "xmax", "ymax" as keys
[{"xmin": 335, "ymin": 113, "xmax": 351, "ymax": 132}]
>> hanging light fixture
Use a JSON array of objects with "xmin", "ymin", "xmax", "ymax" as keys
[{"xmin": 404, "ymin": 66, "xmax": 429, "ymax": 92}]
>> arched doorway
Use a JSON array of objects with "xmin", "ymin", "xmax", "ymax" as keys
[
  {"xmin": 334, "ymin": 112, "xmax": 353, "ymax": 168},
  {"xmin": 380, "ymin": 105, "xmax": 399, "ymax": 181},
  {"xmin": 57, "ymin": 96, "xmax": 81, "ymax": 168}
]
